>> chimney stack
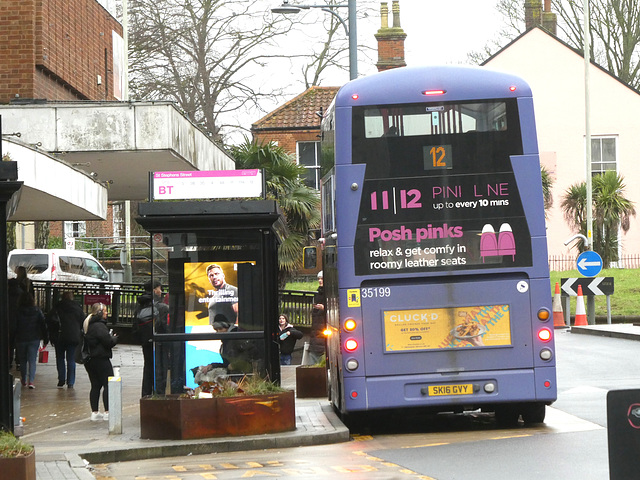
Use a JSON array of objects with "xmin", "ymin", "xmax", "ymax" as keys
[
  {"xmin": 525, "ymin": 0, "xmax": 557, "ymax": 35},
  {"xmin": 375, "ymin": 1, "xmax": 407, "ymax": 72},
  {"xmin": 524, "ymin": 0, "xmax": 542, "ymax": 30},
  {"xmin": 542, "ymin": 0, "xmax": 557, "ymax": 35}
]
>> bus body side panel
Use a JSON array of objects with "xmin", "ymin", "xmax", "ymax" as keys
[{"xmin": 517, "ymin": 97, "xmax": 539, "ymax": 156}]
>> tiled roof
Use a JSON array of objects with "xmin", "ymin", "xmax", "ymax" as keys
[{"xmin": 252, "ymin": 86, "xmax": 340, "ymax": 131}]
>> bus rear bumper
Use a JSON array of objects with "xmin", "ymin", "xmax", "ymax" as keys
[{"xmin": 342, "ymin": 367, "xmax": 557, "ymax": 412}]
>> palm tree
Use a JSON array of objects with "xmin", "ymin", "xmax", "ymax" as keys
[
  {"xmin": 230, "ymin": 138, "xmax": 321, "ymax": 284},
  {"xmin": 540, "ymin": 166, "xmax": 553, "ymax": 217},
  {"xmin": 561, "ymin": 171, "xmax": 636, "ymax": 267}
]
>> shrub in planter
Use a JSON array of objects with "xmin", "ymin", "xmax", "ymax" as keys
[
  {"xmin": 296, "ymin": 354, "xmax": 328, "ymax": 398},
  {"xmin": 0, "ymin": 431, "xmax": 35, "ymax": 480},
  {"xmin": 140, "ymin": 375, "xmax": 296, "ymax": 440}
]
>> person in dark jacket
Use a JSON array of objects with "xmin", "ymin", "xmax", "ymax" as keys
[
  {"xmin": 277, "ymin": 314, "xmax": 302, "ymax": 365},
  {"xmin": 135, "ymin": 280, "xmax": 169, "ymax": 397},
  {"xmin": 49, "ymin": 291, "xmax": 85, "ymax": 388},
  {"xmin": 307, "ymin": 271, "xmax": 327, "ymax": 365},
  {"xmin": 83, "ymin": 303, "xmax": 118, "ymax": 421},
  {"xmin": 14, "ymin": 292, "xmax": 48, "ymax": 388}
]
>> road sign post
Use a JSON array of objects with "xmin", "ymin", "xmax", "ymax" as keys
[
  {"xmin": 575, "ymin": 251, "xmax": 603, "ymax": 324},
  {"xmin": 561, "ymin": 277, "xmax": 615, "ymax": 325}
]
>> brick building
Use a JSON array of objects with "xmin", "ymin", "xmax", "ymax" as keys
[{"xmin": 0, "ymin": 0, "xmax": 124, "ymax": 103}]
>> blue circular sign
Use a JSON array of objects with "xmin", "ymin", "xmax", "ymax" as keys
[{"xmin": 576, "ymin": 250, "xmax": 603, "ymax": 277}]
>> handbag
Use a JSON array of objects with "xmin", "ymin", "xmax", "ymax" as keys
[{"xmin": 38, "ymin": 345, "xmax": 49, "ymax": 363}]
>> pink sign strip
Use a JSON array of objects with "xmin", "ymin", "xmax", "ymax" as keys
[{"xmin": 154, "ymin": 170, "xmax": 259, "ymax": 179}]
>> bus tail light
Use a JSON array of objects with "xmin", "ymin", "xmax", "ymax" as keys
[
  {"xmin": 537, "ymin": 327, "xmax": 552, "ymax": 342},
  {"xmin": 351, "ymin": 94, "xmax": 359, "ymax": 100},
  {"xmin": 540, "ymin": 348, "xmax": 553, "ymax": 361},
  {"xmin": 323, "ymin": 328, "xmax": 332, "ymax": 337},
  {"xmin": 344, "ymin": 318, "xmax": 357, "ymax": 332},
  {"xmin": 509, "ymin": 85, "xmax": 517, "ymax": 92},
  {"xmin": 422, "ymin": 89, "xmax": 446, "ymax": 96},
  {"xmin": 345, "ymin": 358, "xmax": 359, "ymax": 371},
  {"xmin": 345, "ymin": 338, "xmax": 358, "ymax": 352},
  {"xmin": 537, "ymin": 308, "xmax": 550, "ymax": 321}
]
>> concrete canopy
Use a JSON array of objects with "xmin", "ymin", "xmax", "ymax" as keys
[
  {"xmin": 2, "ymin": 138, "xmax": 107, "ymax": 221},
  {"xmin": 0, "ymin": 102, "xmax": 235, "ymax": 220}
]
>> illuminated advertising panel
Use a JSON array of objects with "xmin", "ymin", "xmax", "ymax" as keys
[
  {"xmin": 183, "ymin": 261, "xmax": 254, "ymax": 388},
  {"xmin": 383, "ymin": 304, "xmax": 511, "ymax": 352}
]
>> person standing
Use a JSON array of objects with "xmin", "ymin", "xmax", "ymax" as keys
[
  {"xmin": 135, "ymin": 280, "xmax": 156, "ymax": 397},
  {"xmin": 206, "ymin": 264, "xmax": 238, "ymax": 326},
  {"xmin": 152, "ymin": 283, "xmax": 170, "ymax": 394},
  {"xmin": 83, "ymin": 303, "xmax": 118, "ymax": 421},
  {"xmin": 277, "ymin": 314, "xmax": 302, "ymax": 365},
  {"xmin": 14, "ymin": 292, "xmax": 48, "ymax": 388},
  {"xmin": 307, "ymin": 271, "xmax": 327, "ymax": 365},
  {"xmin": 48, "ymin": 291, "xmax": 85, "ymax": 388}
]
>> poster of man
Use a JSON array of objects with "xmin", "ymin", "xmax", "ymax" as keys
[{"xmin": 182, "ymin": 261, "xmax": 255, "ymax": 388}]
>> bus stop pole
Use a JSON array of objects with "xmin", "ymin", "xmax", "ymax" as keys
[{"xmin": 0, "ymin": 179, "xmax": 23, "ymax": 433}]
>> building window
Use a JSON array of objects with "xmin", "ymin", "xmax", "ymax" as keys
[
  {"xmin": 591, "ymin": 136, "xmax": 617, "ymax": 175},
  {"xmin": 298, "ymin": 141, "xmax": 321, "ymax": 189},
  {"xmin": 64, "ymin": 221, "xmax": 86, "ymax": 238}
]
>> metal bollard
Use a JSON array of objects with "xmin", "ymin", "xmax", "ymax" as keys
[
  {"xmin": 13, "ymin": 379, "xmax": 24, "ymax": 437},
  {"xmin": 108, "ymin": 366, "xmax": 122, "ymax": 434}
]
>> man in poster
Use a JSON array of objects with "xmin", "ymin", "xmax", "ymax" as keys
[{"xmin": 206, "ymin": 264, "xmax": 238, "ymax": 326}]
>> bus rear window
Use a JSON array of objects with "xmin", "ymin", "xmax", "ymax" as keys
[{"xmin": 363, "ymin": 102, "xmax": 508, "ymax": 138}]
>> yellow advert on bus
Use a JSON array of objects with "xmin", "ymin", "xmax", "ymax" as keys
[{"xmin": 383, "ymin": 304, "xmax": 511, "ymax": 352}]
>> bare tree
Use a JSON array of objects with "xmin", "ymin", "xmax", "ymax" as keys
[
  {"xmin": 128, "ymin": 0, "xmax": 296, "ymax": 142},
  {"xmin": 472, "ymin": 0, "xmax": 640, "ymax": 89}
]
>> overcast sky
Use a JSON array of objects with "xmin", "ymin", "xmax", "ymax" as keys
[{"xmin": 395, "ymin": 0, "xmax": 503, "ymax": 66}]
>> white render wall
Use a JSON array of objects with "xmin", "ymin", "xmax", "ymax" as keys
[{"xmin": 485, "ymin": 28, "xmax": 640, "ymax": 260}]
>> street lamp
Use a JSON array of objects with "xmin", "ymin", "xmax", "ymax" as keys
[{"xmin": 271, "ymin": 0, "xmax": 357, "ymax": 80}]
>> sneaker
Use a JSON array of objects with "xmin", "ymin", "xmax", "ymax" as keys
[
  {"xmin": 103, "ymin": 412, "xmax": 109, "ymax": 421},
  {"xmin": 67, "ymin": 384, "xmax": 74, "ymax": 389},
  {"xmin": 90, "ymin": 412, "xmax": 102, "ymax": 421},
  {"xmin": 57, "ymin": 381, "xmax": 65, "ymax": 389},
  {"xmin": 28, "ymin": 383, "xmax": 35, "ymax": 389}
]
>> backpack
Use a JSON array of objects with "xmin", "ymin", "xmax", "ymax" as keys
[
  {"xmin": 75, "ymin": 330, "xmax": 91, "ymax": 364},
  {"xmin": 134, "ymin": 303, "xmax": 157, "ymax": 344},
  {"xmin": 46, "ymin": 307, "xmax": 62, "ymax": 345}
]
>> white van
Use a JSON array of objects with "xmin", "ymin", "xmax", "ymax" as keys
[{"xmin": 8, "ymin": 249, "xmax": 110, "ymax": 283}]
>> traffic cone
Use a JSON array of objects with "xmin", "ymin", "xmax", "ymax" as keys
[
  {"xmin": 552, "ymin": 282, "xmax": 567, "ymax": 328},
  {"xmin": 574, "ymin": 285, "xmax": 588, "ymax": 326}
]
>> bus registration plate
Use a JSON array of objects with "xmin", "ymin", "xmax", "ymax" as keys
[{"xmin": 428, "ymin": 384, "xmax": 473, "ymax": 396}]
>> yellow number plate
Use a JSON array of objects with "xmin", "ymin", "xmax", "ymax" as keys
[{"xmin": 428, "ymin": 384, "xmax": 474, "ymax": 396}]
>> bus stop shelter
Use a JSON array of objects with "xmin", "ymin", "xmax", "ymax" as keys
[{"xmin": 136, "ymin": 199, "xmax": 286, "ymax": 389}]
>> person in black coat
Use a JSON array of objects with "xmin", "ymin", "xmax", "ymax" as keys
[
  {"xmin": 135, "ymin": 280, "xmax": 169, "ymax": 397},
  {"xmin": 49, "ymin": 291, "xmax": 85, "ymax": 388},
  {"xmin": 14, "ymin": 292, "xmax": 48, "ymax": 388},
  {"xmin": 83, "ymin": 303, "xmax": 118, "ymax": 421},
  {"xmin": 277, "ymin": 314, "xmax": 302, "ymax": 365}
]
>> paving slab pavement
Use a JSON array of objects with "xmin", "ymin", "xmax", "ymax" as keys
[{"xmin": 13, "ymin": 344, "xmax": 348, "ymax": 480}]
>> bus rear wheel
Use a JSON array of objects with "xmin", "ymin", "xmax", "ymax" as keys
[
  {"xmin": 521, "ymin": 403, "xmax": 546, "ymax": 424},
  {"xmin": 494, "ymin": 404, "xmax": 520, "ymax": 427}
]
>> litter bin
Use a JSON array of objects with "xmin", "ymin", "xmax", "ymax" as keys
[{"xmin": 108, "ymin": 269, "xmax": 125, "ymax": 283}]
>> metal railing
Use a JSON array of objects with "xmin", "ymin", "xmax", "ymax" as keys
[
  {"xmin": 32, "ymin": 281, "xmax": 316, "ymax": 329},
  {"xmin": 549, "ymin": 254, "xmax": 640, "ymax": 272}
]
